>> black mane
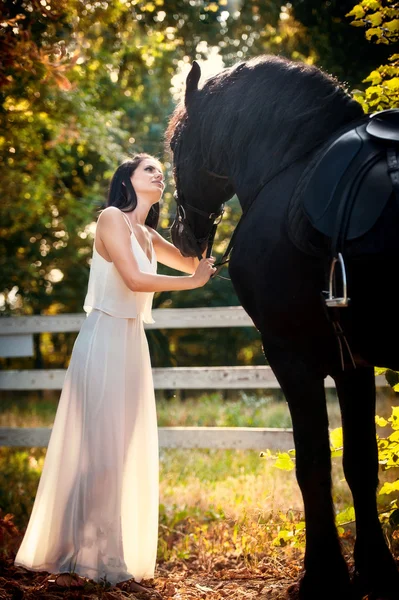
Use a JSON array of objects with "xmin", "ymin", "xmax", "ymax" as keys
[{"xmin": 166, "ymin": 55, "xmax": 364, "ymax": 192}]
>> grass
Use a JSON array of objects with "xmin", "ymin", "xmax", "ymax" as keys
[{"xmin": 1, "ymin": 388, "xmax": 399, "ymax": 568}]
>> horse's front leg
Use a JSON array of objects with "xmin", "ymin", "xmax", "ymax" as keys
[
  {"xmin": 335, "ymin": 367, "xmax": 399, "ymax": 599},
  {"xmin": 266, "ymin": 345, "xmax": 351, "ymax": 600}
]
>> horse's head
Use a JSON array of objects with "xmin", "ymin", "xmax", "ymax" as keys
[{"xmin": 166, "ymin": 62, "xmax": 235, "ymax": 258}]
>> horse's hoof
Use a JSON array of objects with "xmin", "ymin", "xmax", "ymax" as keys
[
  {"xmin": 352, "ymin": 569, "xmax": 399, "ymax": 600},
  {"xmin": 287, "ymin": 574, "xmax": 354, "ymax": 600},
  {"xmin": 286, "ymin": 581, "xmax": 300, "ymax": 600}
]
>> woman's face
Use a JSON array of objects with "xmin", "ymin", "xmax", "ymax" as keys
[{"xmin": 130, "ymin": 158, "xmax": 164, "ymax": 202}]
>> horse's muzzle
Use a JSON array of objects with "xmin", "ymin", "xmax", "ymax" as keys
[{"xmin": 170, "ymin": 218, "xmax": 203, "ymax": 258}]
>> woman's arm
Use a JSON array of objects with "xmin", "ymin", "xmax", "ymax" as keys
[
  {"xmin": 149, "ymin": 227, "xmax": 201, "ymax": 274},
  {"xmin": 97, "ymin": 208, "xmax": 214, "ymax": 292}
]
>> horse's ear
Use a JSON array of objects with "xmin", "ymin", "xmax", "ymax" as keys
[{"xmin": 185, "ymin": 61, "xmax": 201, "ymax": 107}]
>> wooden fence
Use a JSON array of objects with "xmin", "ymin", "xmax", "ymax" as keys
[{"xmin": 0, "ymin": 307, "xmax": 387, "ymax": 450}]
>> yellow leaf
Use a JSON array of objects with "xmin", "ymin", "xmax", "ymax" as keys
[
  {"xmin": 330, "ymin": 427, "xmax": 343, "ymax": 450},
  {"xmin": 380, "ymin": 481, "xmax": 399, "ymax": 495},
  {"xmin": 363, "ymin": 0, "xmax": 382, "ymax": 9},
  {"xmin": 366, "ymin": 27, "xmax": 384, "ymax": 40},
  {"xmin": 389, "ymin": 407, "xmax": 399, "ymax": 430},
  {"xmin": 364, "ymin": 70, "xmax": 383, "ymax": 84},
  {"xmin": 368, "ymin": 11, "xmax": 383, "ymax": 26},
  {"xmin": 388, "ymin": 430, "xmax": 399, "ymax": 442},
  {"xmin": 331, "ymin": 448, "xmax": 343, "ymax": 459},
  {"xmin": 336, "ymin": 506, "xmax": 355, "ymax": 525},
  {"xmin": 274, "ymin": 453, "xmax": 295, "ymax": 471},
  {"xmin": 272, "ymin": 529, "xmax": 293, "ymax": 546},
  {"xmin": 346, "ymin": 6, "xmax": 365, "ymax": 19},
  {"xmin": 375, "ymin": 366, "xmax": 388, "ymax": 375},
  {"xmin": 365, "ymin": 84, "xmax": 384, "ymax": 98},
  {"xmin": 386, "ymin": 19, "xmax": 399, "ymax": 32}
]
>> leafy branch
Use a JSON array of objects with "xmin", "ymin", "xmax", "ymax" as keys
[{"xmin": 346, "ymin": 0, "xmax": 399, "ymax": 111}]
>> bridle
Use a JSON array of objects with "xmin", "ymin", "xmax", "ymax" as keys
[
  {"xmin": 174, "ymin": 193, "xmax": 226, "ymax": 275},
  {"xmin": 172, "ymin": 126, "xmax": 230, "ymax": 278}
]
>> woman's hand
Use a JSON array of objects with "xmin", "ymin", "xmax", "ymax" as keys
[{"xmin": 191, "ymin": 257, "xmax": 216, "ymax": 288}]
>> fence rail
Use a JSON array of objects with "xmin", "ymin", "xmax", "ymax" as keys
[
  {"xmin": 0, "ymin": 426, "xmax": 295, "ymax": 451},
  {"xmin": 0, "ymin": 307, "xmax": 388, "ymax": 450}
]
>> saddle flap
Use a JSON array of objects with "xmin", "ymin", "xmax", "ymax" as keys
[
  {"xmin": 345, "ymin": 157, "xmax": 393, "ymax": 240},
  {"xmin": 302, "ymin": 127, "xmax": 364, "ymax": 233},
  {"xmin": 302, "ymin": 121, "xmax": 393, "ymax": 242},
  {"xmin": 366, "ymin": 108, "xmax": 399, "ymax": 143}
]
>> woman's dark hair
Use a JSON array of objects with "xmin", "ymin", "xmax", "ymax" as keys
[{"xmin": 106, "ymin": 153, "xmax": 160, "ymax": 229}]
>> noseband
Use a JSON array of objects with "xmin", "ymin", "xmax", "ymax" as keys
[{"xmin": 175, "ymin": 193, "xmax": 225, "ymax": 261}]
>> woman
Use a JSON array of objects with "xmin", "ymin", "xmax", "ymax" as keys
[{"xmin": 14, "ymin": 153, "xmax": 215, "ymax": 589}]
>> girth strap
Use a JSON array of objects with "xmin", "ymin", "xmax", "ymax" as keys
[{"xmin": 387, "ymin": 148, "xmax": 399, "ymax": 203}]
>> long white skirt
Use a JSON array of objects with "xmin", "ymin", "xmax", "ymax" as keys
[{"xmin": 14, "ymin": 309, "xmax": 159, "ymax": 585}]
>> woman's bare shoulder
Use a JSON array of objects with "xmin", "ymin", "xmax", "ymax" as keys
[
  {"xmin": 98, "ymin": 206, "xmax": 122, "ymax": 219},
  {"xmin": 97, "ymin": 206, "xmax": 123, "ymax": 225}
]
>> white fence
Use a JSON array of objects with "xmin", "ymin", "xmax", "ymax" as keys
[{"xmin": 0, "ymin": 307, "xmax": 387, "ymax": 450}]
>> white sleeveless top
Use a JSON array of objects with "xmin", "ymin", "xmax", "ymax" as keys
[{"xmin": 83, "ymin": 210, "xmax": 157, "ymax": 322}]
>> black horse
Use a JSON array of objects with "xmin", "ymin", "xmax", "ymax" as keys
[{"xmin": 166, "ymin": 56, "xmax": 399, "ymax": 599}]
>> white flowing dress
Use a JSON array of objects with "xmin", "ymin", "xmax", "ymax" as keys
[{"xmin": 15, "ymin": 210, "xmax": 159, "ymax": 585}]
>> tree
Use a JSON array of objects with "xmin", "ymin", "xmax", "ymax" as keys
[
  {"xmin": 345, "ymin": 0, "xmax": 399, "ymax": 111},
  {"xmin": 289, "ymin": 0, "xmax": 393, "ymax": 86}
]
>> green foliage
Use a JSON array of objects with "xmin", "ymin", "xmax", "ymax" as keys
[
  {"xmin": 271, "ymin": 407, "xmax": 399, "ymax": 548},
  {"xmin": 375, "ymin": 367, "xmax": 399, "ymax": 392},
  {"xmin": 260, "ymin": 449, "xmax": 296, "ymax": 472},
  {"xmin": 376, "ymin": 408, "xmax": 399, "ymax": 551},
  {"xmin": 271, "ymin": 515, "xmax": 305, "ymax": 548},
  {"xmin": 289, "ymin": 0, "xmax": 393, "ymax": 85},
  {"xmin": 346, "ymin": 0, "xmax": 399, "ymax": 111},
  {"xmin": 378, "ymin": 407, "xmax": 399, "ymax": 476},
  {"xmin": 346, "ymin": 1, "xmax": 399, "ymax": 44},
  {"xmin": 0, "ymin": 1, "xmax": 174, "ymax": 317},
  {"xmin": 0, "ymin": 448, "xmax": 44, "ymax": 528}
]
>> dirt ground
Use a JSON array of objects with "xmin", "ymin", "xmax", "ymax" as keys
[{"xmin": 0, "ymin": 551, "xmax": 305, "ymax": 600}]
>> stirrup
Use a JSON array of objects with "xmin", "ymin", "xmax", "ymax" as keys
[{"xmin": 323, "ymin": 253, "xmax": 350, "ymax": 308}]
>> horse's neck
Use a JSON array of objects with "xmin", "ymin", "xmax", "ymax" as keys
[
  {"xmin": 229, "ymin": 111, "xmax": 361, "ymax": 212},
  {"xmin": 231, "ymin": 146, "xmax": 316, "ymax": 214}
]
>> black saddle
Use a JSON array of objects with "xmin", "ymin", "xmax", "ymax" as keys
[{"xmin": 301, "ymin": 108, "xmax": 399, "ymax": 257}]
